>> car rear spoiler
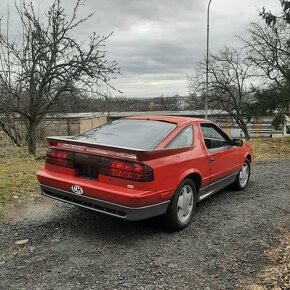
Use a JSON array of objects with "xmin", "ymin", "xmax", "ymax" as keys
[{"xmin": 46, "ymin": 136, "xmax": 193, "ymax": 162}]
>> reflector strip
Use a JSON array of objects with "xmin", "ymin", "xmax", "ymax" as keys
[{"xmin": 58, "ymin": 143, "xmax": 137, "ymax": 160}]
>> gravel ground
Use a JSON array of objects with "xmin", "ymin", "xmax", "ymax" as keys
[{"xmin": 0, "ymin": 160, "xmax": 289, "ymax": 290}]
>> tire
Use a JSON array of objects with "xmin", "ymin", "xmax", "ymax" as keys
[
  {"xmin": 233, "ymin": 159, "xmax": 251, "ymax": 190},
  {"xmin": 164, "ymin": 178, "xmax": 197, "ymax": 230}
]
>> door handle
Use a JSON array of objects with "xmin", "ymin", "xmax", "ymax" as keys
[{"xmin": 210, "ymin": 157, "xmax": 215, "ymax": 164}]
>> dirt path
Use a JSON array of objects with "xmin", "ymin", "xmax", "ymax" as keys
[{"xmin": 0, "ymin": 160, "xmax": 289, "ymax": 290}]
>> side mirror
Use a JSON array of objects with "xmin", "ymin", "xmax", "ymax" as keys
[{"xmin": 232, "ymin": 138, "xmax": 243, "ymax": 147}]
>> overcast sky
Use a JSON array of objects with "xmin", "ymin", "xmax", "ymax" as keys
[{"xmin": 1, "ymin": 0, "xmax": 282, "ymax": 98}]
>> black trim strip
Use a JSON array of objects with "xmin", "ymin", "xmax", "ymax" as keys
[
  {"xmin": 198, "ymin": 172, "xmax": 238, "ymax": 201},
  {"xmin": 40, "ymin": 184, "xmax": 169, "ymax": 221}
]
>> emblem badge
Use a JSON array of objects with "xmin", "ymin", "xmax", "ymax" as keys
[{"xmin": 71, "ymin": 185, "xmax": 83, "ymax": 195}]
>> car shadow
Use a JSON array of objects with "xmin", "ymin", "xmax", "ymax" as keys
[{"xmin": 3, "ymin": 184, "xmax": 252, "ymax": 248}]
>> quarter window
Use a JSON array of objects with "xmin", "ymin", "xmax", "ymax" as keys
[{"xmin": 166, "ymin": 126, "xmax": 193, "ymax": 149}]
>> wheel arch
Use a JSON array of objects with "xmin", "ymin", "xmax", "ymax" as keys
[
  {"xmin": 245, "ymin": 154, "xmax": 251, "ymax": 162},
  {"xmin": 179, "ymin": 171, "xmax": 202, "ymax": 192}
]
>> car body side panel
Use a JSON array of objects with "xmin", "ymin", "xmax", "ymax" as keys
[
  {"xmin": 206, "ymin": 147, "xmax": 241, "ymax": 183},
  {"xmin": 151, "ymin": 121, "xmax": 211, "ymax": 199}
]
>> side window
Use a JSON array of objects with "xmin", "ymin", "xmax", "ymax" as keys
[
  {"xmin": 166, "ymin": 126, "xmax": 193, "ymax": 149},
  {"xmin": 200, "ymin": 123, "xmax": 230, "ymax": 150}
]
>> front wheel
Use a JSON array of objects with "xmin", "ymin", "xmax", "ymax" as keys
[
  {"xmin": 233, "ymin": 159, "xmax": 251, "ymax": 190},
  {"xmin": 164, "ymin": 179, "xmax": 197, "ymax": 230}
]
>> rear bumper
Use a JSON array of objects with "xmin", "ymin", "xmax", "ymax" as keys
[{"xmin": 40, "ymin": 184, "xmax": 169, "ymax": 221}]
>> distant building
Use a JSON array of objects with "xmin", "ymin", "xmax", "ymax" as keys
[
  {"xmin": 271, "ymin": 114, "xmax": 290, "ymax": 138},
  {"xmin": 1, "ymin": 110, "xmax": 288, "ymax": 147},
  {"xmin": 0, "ymin": 113, "xmax": 107, "ymax": 146},
  {"xmin": 106, "ymin": 110, "xmax": 285, "ymax": 138}
]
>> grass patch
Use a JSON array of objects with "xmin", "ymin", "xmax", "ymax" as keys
[
  {"xmin": 0, "ymin": 147, "xmax": 46, "ymax": 205},
  {"xmin": 245, "ymin": 137, "xmax": 290, "ymax": 161}
]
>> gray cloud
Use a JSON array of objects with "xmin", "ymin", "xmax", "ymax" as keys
[
  {"xmin": 81, "ymin": 0, "xmax": 204, "ymax": 31},
  {"xmin": 0, "ymin": 0, "xmax": 282, "ymax": 97}
]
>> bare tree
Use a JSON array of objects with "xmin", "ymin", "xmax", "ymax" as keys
[
  {"xmin": 242, "ymin": 1, "xmax": 290, "ymax": 111},
  {"xmin": 0, "ymin": 109, "xmax": 22, "ymax": 146},
  {"xmin": 189, "ymin": 47, "xmax": 253, "ymax": 139},
  {"xmin": 0, "ymin": 0, "xmax": 119, "ymax": 154},
  {"xmin": 243, "ymin": 21, "xmax": 289, "ymax": 88}
]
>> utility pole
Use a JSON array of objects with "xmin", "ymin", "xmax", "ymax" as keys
[{"xmin": 205, "ymin": 0, "xmax": 213, "ymax": 120}]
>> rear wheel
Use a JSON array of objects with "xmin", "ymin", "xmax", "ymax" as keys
[
  {"xmin": 233, "ymin": 159, "xmax": 251, "ymax": 190},
  {"xmin": 164, "ymin": 178, "xmax": 197, "ymax": 230}
]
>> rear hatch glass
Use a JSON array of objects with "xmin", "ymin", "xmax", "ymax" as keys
[{"xmin": 72, "ymin": 119, "xmax": 177, "ymax": 150}]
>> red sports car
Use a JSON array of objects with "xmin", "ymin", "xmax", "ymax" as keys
[{"xmin": 37, "ymin": 116, "xmax": 253, "ymax": 230}]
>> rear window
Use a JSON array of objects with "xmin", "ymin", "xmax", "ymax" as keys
[{"xmin": 72, "ymin": 119, "xmax": 177, "ymax": 150}]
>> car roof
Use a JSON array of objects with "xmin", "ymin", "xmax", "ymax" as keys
[{"xmin": 125, "ymin": 115, "xmax": 210, "ymax": 125}]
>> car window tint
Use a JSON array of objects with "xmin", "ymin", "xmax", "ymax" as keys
[
  {"xmin": 200, "ymin": 123, "xmax": 229, "ymax": 149},
  {"xmin": 201, "ymin": 126, "xmax": 225, "ymax": 140},
  {"xmin": 72, "ymin": 119, "xmax": 177, "ymax": 150},
  {"xmin": 166, "ymin": 126, "xmax": 193, "ymax": 149}
]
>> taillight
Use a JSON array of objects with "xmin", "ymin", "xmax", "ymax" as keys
[
  {"xmin": 46, "ymin": 149, "xmax": 75, "ymax": 168},
  {"xmin": 45, "ymin": 149, "xmax": 153, "ymax": 181},
  {"xmin": 100, "ymin": 159, "xmax": 154, "ymax": 182}
]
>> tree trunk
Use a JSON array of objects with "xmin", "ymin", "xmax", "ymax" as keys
[
  {"xmin": 26, "ymin": 122, "xmax": 37, "ymax": 155},
  {"xmin": 243, "ymin": 128, "xmax": 250, "ymax": 140},
  {"xmin": 236, "ymin": 117, "xmax": 250, "ymax": 140}
]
